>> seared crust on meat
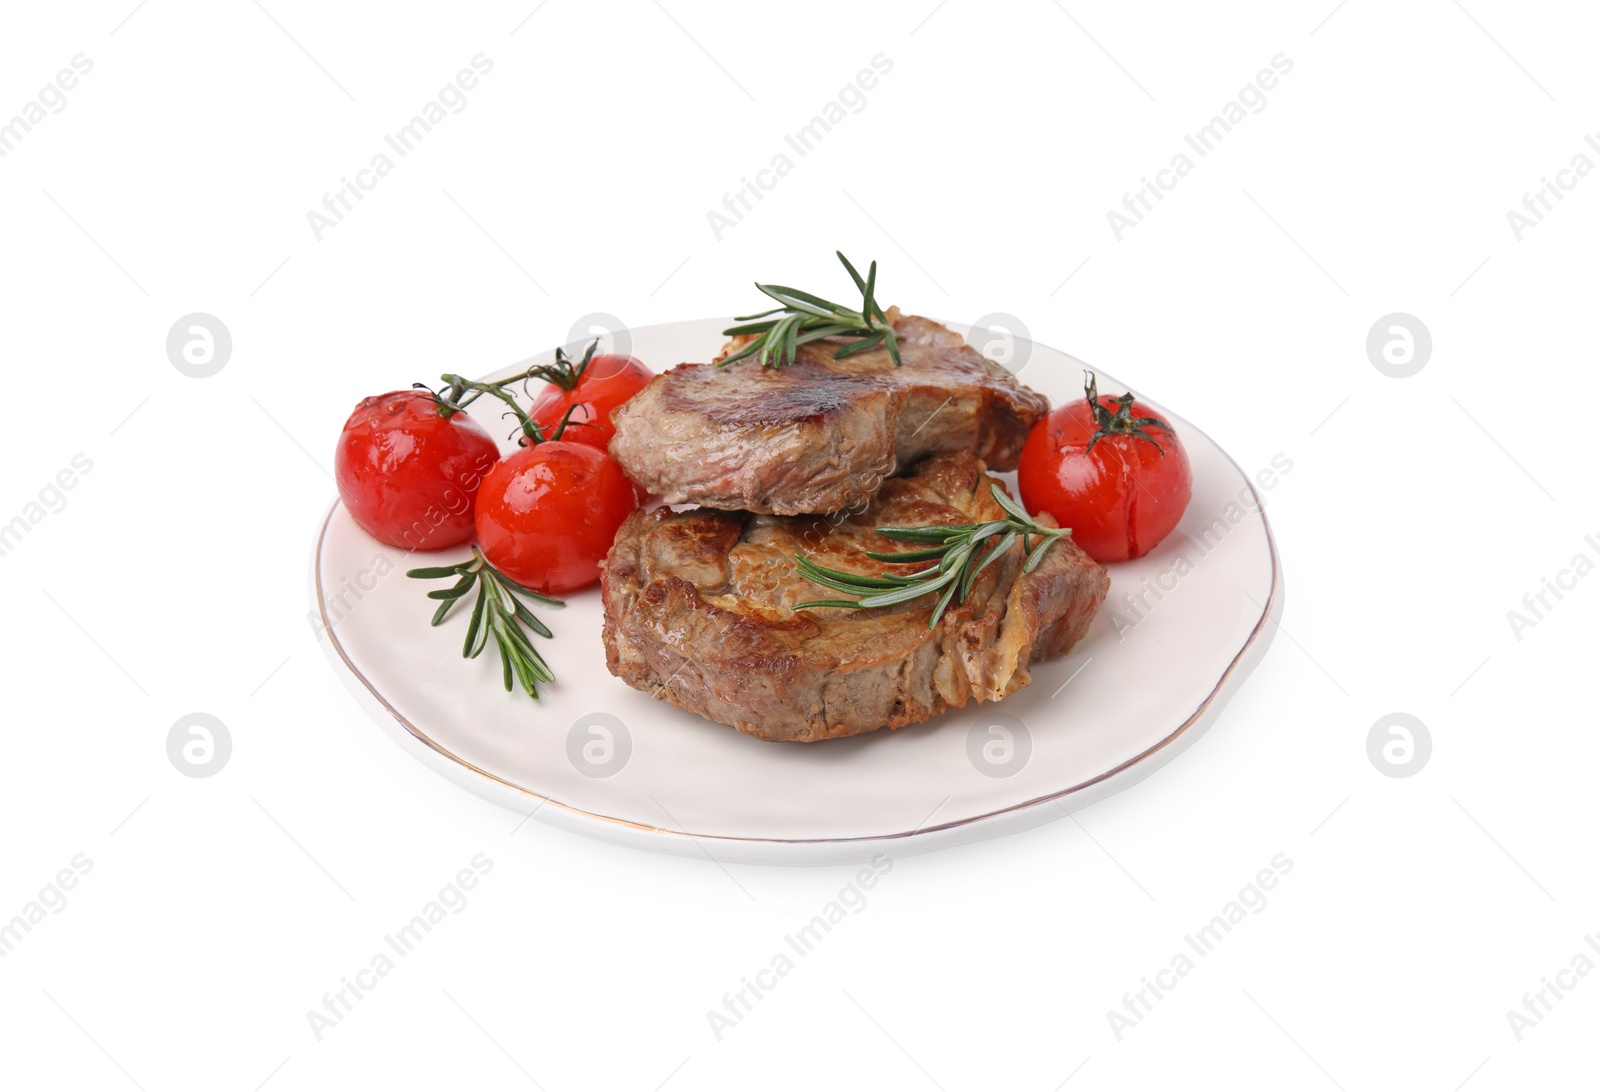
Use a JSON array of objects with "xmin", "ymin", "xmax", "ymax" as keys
[
  {"xmin": 607, "ymin": 311, "xmax": 1048, "ymax": 516},
  {"xmin": 600, "ymin": 452, "xmax": 1108, "ymax": 742}
]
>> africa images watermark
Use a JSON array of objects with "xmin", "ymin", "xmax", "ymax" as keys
[
  {"xmin": 1505, "ymin": 130, "xmax": 1600, "ymax": 241},
  {"xmin": 705, "ymin": 854, "xmax": 893, "ymax": 1040},
  {"xmin": 1505, "ymin": 932, "xmax": 1600, "ymax": 1041},
  {"xmin": 1505, "ymin": 532, "xmax": 1600, "ymax": 641},
  {"xmin": 1, "ymin": 453, "xmax": 94, "ymax": 560},
  {"xmin": 706, "ymin": 53, "xmax": 894, "ymax": 241},
  {"xmin": 306, "ymin": 853, "xmax": 493, "ymax": 1040},
  {"xmin": 308, "ymin": 553, "xmax": 396, "ymax": 643},
  {"xmin": 0, "ymin": 54, "xmax": 94, "ymax": 160},
  {"xmin": 1106, "ymin": 53, "xmax": 1295, "ymax": 241},
  {"xmin": 1107, "ymin": 853, "xmax": 1294, "ymax": 1041},
  {"xmin": 0, "ymin": 854, "xmax": 93, "ymax": 960},
  {"xmin": 310, "ymin": 446, "xmax": 497, "ymax": 639},
  {"xmin": 1104, "ymin": 453, "xmax": 1292, "ymax": 641},
  {"xmin": 306, "ymin": 54, "xmax": 495, "ymax": 241}
]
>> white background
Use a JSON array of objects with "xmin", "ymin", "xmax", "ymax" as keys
[{"xmin": 2, "ymin": 1, "xmax": 1596, "ymax": 1088}]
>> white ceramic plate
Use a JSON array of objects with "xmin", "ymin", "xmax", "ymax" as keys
[{"xmin": 312, "ymin": 319, "xmax": 1282, "ymax": 865}]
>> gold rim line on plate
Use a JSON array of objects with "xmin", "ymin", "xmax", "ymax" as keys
[{"xmin": 314, "ymin": 433, "xmax": 1283, "ymax": 848}]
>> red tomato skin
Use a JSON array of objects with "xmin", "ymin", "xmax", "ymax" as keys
[
  {"xmin": 335, "ymin": 391, "xmax": 500, "ymax": 551},
  {"xmin": 1017, "ymin": 397, "xmax": 1192, "ymax": 563},
  {"xmin": 474, "ymin": 442, "xmax": 641, "ymax": 595},
  {"xmin": 527, "ymin": 355, "xmax": 652, "ymax": 450}
]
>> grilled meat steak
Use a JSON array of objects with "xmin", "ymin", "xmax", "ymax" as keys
[
  {"xmin": 600, "ymin": 452, "xmax": 1108, "ymax": 742},
  {"xmin": 607, "ymin": 311, "xmax": 1048, "ymax": 516}
]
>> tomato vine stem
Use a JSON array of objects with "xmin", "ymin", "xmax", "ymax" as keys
[
  {"xmin": 1082, "ymin": 371, "xmax": 1175, "ymax": 455},
  {"xmin": 418, "ymin": 347, "xmax": 598, "ymax": 446}
]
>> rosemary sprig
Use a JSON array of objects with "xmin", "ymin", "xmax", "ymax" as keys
[
  {"xmin": 408, "ymin": 547, "xmax": 564, "ymax": 700},
  {"xmin": 793, "ymin": 485, "xmax": 1072, "ymax": 629},
  {"xmin": 720, "ymin": 251, "xmax": 901, "ymax": 369}
]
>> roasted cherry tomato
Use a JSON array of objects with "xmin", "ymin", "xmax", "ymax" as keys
[
  {"xmin": 335, "ymin": 390, "xmax": 500, "ymax": 551},
  {"xmin": 1017, "ymin": 375, "xmax": 1192, "ymax": 563},
  {"xmin": 474, "ymin": 439, "xmax": 641, "ymax": 595},
  {"xmin": 526, "ymin": 341, "xmax": 652, "ymax": 451}
]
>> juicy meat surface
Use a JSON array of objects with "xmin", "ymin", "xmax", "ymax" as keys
[
  {"xmin": 608, "ymin": 311, "xmax": 1049, "ymax": 516},
  {"xmin": 600, "ymin": 452, "xmax": 1109, "ymax": 743}
]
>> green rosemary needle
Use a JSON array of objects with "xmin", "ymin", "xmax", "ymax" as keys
[
  {"xmin": 408, "ymin": 547, "xmax": 564, "ymax": 700},
  {"xmin": 792, "ymin": 485, "xmax": 1072, "ymax": 629},
  {"xmin": 720, "ymin": 251, "xmax": 901, "ymax": 369}
]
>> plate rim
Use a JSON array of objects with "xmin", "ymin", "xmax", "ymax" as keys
[{"xmin": 312, "ymin": 323, "xmax": 1283, "ymax": 856}]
